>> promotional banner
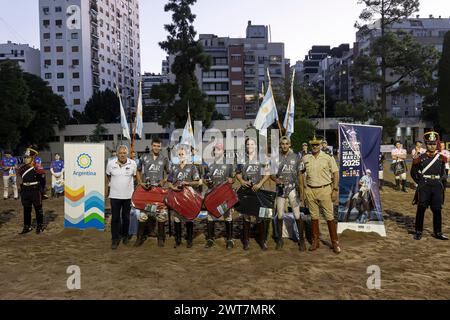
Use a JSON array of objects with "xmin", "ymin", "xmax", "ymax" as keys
[
  {"xmin": 64, "ymin": 144, "xmax": 105, "ymax": 230},
  {"xmin": 337, "ymin": 124, "xmax": 386, "ymax": 237}
]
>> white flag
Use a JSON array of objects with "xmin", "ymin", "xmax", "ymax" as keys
[
  {"xmin": 283, "ymin": 70, "xmax": 295, "ymax": 138},
  {"xmin": 254, "ymin": 69, "xmax": 278, "ymax": 136},
  {"xmin": 117, "ymin": 85, "xmax": 131, "ymax": 141},
  {"xmin": 135, "ymin": 82, "xmax": 144, "ymax": 139},
  {"xmin": 180, "ymin": 105, "xmax": 196, "ymax": 148}
]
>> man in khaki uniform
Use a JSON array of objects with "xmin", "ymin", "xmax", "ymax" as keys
[{"xmin": 299, "ymin": 136, "xmax": 341, "ymax": 254}]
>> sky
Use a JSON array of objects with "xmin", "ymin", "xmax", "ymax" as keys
[{"xmin": 1, "ymin": 0, "xmax": 449, "ymax": 74}]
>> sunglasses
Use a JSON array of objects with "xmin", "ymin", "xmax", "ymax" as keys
[{"xmin": 311, "ymin": 144, "xmax": 321, "ymax": 147}]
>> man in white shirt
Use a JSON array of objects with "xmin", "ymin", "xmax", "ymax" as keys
[
  {"xmin": 391, "ymin": 141, "xmax": 408, "ymax": 192},
  {"xmin": 106, "ymin": 145, "xmax": 137, "ymax": 250}
]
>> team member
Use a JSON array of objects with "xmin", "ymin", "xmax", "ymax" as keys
[
  {"xmin": 203, "ymin": 143, "xmax": 235, "ymax": 249},
  {"xmin": 167, "ymin": 144, "xmax": 202, "ymax": 248},
  {"xmin": 50, "ymin": 153, "xmax": 64, "ymax": 198},
  {"xmin": 2, "ymin": 151, "xmax": 18, "ymax": 200},
  {"xmin": 17, "ymin": 148, "xmax": 46, "ymax": 234},
  {"xmin": 391, "ymin": 141, "xmax": 408, "ymax": 192},
  {"xmin": 235, "ymin": 137, "xmax": 270, "ymax": 251},
  {"xmin": 299, "ymin": 136, "xmax": 341, "ymax": 254},
  {"xmin": 106, "ymin": 145, "xmax": 137, "ymax": 250},
  {"xmin": 411, "ymin": 132, "xmax": 448, "ymax": 241},
  {"xmin": 271, "ymin": 136, "xmax": 307, "ymax": 251},
  {"xmin": 134, "ymin": 139, "xmax": 170, "ymax": 247}
]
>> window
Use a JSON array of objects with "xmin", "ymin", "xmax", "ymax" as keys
[
  {"xmin": 55, "ymin": 7, "xmax": 62, "ymax": 13},
  {"xmin": 56, "ymin": 46, "xmax": 63, "ymax": 52},
  {"xmin": 72, "ymin": 46, "xmax": 79, "ymax": 52},
  {"xmin": 73, "ymin": 99, "xmax": 81, "ymax": 105},
  {"xmin": 43, "ymin": 20, "xmax": 50, "ymax": 27},
  {"xmin": 216, "ymin": 96, "xmax": 229, "ymax": 104},
  {"xmin": 73, "ymin": 72, "xmax": 80, "ymax": 79},
  {"xmin": 57, "ymin": 86, "xmax": 64, "ymax": 92},
  {"xmin": 231, "ymin": 67, "xmax": 242, "ymax": 72},
  {"xmin": 44, "ymin": 73, "xmax": 52, "ymax": 79},
  {"xmin": 71, "ymin": 33, "xmax": 79, "ymax": 39},
  {"xmin": 232, "ymin": 80, "xmax": 242, "ymax": 86},
  {"xmin": 57, "ymin": 73, "xmax": 64, "ymax": 79},
  {"xmin": 43, "ymin": 33, "xmax": 50, "ymax": 39},
  {"xmin": 55, "ymin": 20, "xmax": 63, "ymax": 27},
  {"xmin": 43, "ymin": 7, "xmax": 49, "ymax": 15},
  {"xmin": 73, "ymin": 86, "xmax": 80, "ymax": 92},
  {"xmin": 72, "ymin": 59, "xmax": 79, "ymax": 66},
  {"xmin": 44, "ymin": 59, "xmax": 51, "ymax": 66},
  {"xmin": 57, "ymin": 59, "xmax": 64, "ymax": 66},
  {"xmin": 56, "ymin": 33, "xmax": 63, "ymax": 39},
  {"xmin": 44, "ymin": 46, "xmax": 51, "ymax": 53}
]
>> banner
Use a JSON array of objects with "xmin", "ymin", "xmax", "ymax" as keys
[
  {"xmin": 337, "ymin": 124, "xmax": 386, "ymax": 237},
  {"xmin": 64, "ymin": 143, "xmax": 105, "ymax": 230}
]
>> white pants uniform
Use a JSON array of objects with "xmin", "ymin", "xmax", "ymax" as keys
[
  {"xmin": 3, "ymin": 175, "xmax": 18, "ymax": 199},
  {"xmin": 276, "ymin": 189, "xmax": 302, "ymax": 220}
]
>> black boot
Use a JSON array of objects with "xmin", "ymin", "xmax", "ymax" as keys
[
  {"xmin": 134, "ymin": 222, "xmax": 147, "ymax": 247},
  {"xmin": 174, "ymin": 222, "xmax": 182, "ymax": 248},
  {"xmin": 157, "ymin": 222, "xmax": 166, "ymax": 247},
  {"xmin": 35, "ymin": 207, "xmax": 44, "ymax": 234},
  {"xmin": 414, "ymin": 205, "xmax": 426, "ymax": 240},
  {"xmin": 19, "ymin": 225, "xmax": 33, "ymax": 235},
  {"xmin": 186, "ymin": 221, "xmax": 194, "ymax": 248},
  {"xmin": 431, "ymin": 208, "xmax": 449, "ymax": 240},
  {"xmin": 257, "ymin": 220, "xmax": 268, "ymax": 251},
  {"xmin": 296, "ymin": 219, "xmax": 307, "ymax": 251},
  {"xmin": 275, "ymin": 219, "xmax": 284, "ymax": 250},
  {"xmin": 225, "ymin": 221, "xmax": 234, "ymax": 249},
  {"xmin": 401, "ymin": 180, "xmax": 407, "ymax": 192},
  {"xmin": 242, "ymin": 220, "xmax": 250, "ymax": 250},
  {"xmin": 395, "ymin": 179, "xmax": 400, "ymax": 191},
  {"xmin": 148, "ymin": 218, "xmax": 156, "ymax": 237},
  {"xmin": 205, "ymin": 221, "xmax": 215, "ymax": 249}
]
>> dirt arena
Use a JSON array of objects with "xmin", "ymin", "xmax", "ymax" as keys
[{"xmin": 0, "ymin": 167, "xmax": 449, "ymax": 300}]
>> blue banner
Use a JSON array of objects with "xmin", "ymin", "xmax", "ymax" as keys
[{"xmin": 338, "ymin": 124, "xmax": 386, "ymax": 236}]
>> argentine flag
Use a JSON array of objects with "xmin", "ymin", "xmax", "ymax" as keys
[
  {"xmin": 135, "ymin": 82, "xmax": 144, "ymax": 139},
  {"xmin": 117, "ymin": 85, "xmax": 131, "ymax": 141},
  {"xmin": 254, "ymin": 70, "xmax": 278, "ymax": 137},
  {"xmin": 283, "ymin": 70, "xmax": 295, "ymax": 138},
  {"xmin": 180, "ymin": 106, "xmax": 196, "ymax": 148}
]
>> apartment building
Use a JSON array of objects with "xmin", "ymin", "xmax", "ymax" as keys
[{"xmin": 0, "ymin": 41, "xmax": 41, "ymax": 76}]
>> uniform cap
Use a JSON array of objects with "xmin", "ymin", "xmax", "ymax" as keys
[
  {"xmin": 24, "ymin": 148, "xmax": 39, "ymax": 158},
  {"xmin": 424, "ymin": 131, "xmax": 440, "ymax": 144},
  {"xmin": 309, "ymin": 135, "xmax": 323, "ymax": 145}
]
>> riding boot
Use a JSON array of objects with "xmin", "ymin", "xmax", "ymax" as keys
[
  {"xmin": 296, "ymin": 219, "xmax": 307, "ymax": 251},
  {"xmin": 157, "ymin": 222, "xmax": 166, "ymax": 247},
  {"xmin": 205, "ymin": 221, "xmax": 215, "ymax": 249},
  {"xmin": 327, "ymin": 220, "xmax": 341, "ymax": 254},
  {"xmin": 225, "ymin": 221, "xmax": 234, "ymax": 249},
  {"xmin": 134, "ymin": 222, "xmax": 147, "ymax": 247},
  {"xmin": 186, "ymin": 221, "xmax": 194, "ymax": 248},
  {"xmin": 395, "ymin": 179, "xmax": 400, "ymax": 191},
  {"xmin": 401, "ymin": 180, "xmax": 407, "ymax": 192},
  {"xmin": 309, "ymin": 219, "xmax": 320, "ymax": 251},
  {"xmin": 174, "ymin": 222, "xmax": 182, "ymax": 248},
  {"xmin": 242, "ymin": 220, "xmax": 250, "ymax": 250},
  {"xmin": 35, "ymin": 206, "xmax": 44, "ymax": 234},
  {"xmin": 414, "ymin": 205, "xmax": 426, "ymax": 240},
  {"xmin": 431, "ymin": 208, "xmax": 449, "ymax": 240},
  {"xmin": 304, "ymin": 215, "xmax": 313, "ymax": 245},
  {"xmin": 148, "ymin": 218, "xmax": 156, "ymax": 237},
  {"xmin": 275, "ymin": 219, "xmax": 284, "ymax": 250},
  {"xmin": 257, "ymin": 220, "xmax": 268, "ymax": 251}
]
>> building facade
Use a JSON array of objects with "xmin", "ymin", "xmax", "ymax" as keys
[
  {"xmin": 141, "ymin": 72, "xmax": 169, "ymax": 122},
  {"xmin": 0, "ymin": 41, "xmax": 41, "ymax": 76},
  {"xmin": 38, "ymin": 0, "xmax": 141, "ymax": 113}
]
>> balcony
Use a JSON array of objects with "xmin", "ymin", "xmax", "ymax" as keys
[{"xmin": 202, "ymin": 77, "xmax": 229, "ymax": 83}]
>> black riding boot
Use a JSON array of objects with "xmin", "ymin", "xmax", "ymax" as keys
[
  {"xmin": 174, "ymin": 222, "xmax": 182, "ymax": 248},
  {"xmin": 275, "ymin": 219, "xmax": 284, "ymax": 250},
  {"xmin": 296, "ymin": 219, "xmax": 307, "ymax": 251},
  {"xmin": 303, "ymin": 215, "xmax": 313, "ymax": 244},
  {"xmin": 401, "ymin": 180, "xmax": 407, "ymax": 192},
  {"xmin": 205, "ymin": 221, "xmax": 215, "ymax": 249},
  {"xmin": 35, "ymin": 206, "xmax": 44, "ymax": 234},
  {"xmin": 258, "ymin": 220, "xmax": 268, "ymax": 251},
  {"xmin": 242, "ymin": 220, "xmax": 250, "ymax": 250},
  {"xmin": 186, "ymin": 221, "xmax": 194, "ymax": 248},
  {"xmin": 134, "ymin": 222, "xmax": 147, "ymax": 247},
  {"xmin": 395, "ymin": 179, "xmax": 400, "ymax": 191},
  {"xmin": 431, "ymin": 208, "xmax": 449, "ymax": 240},
  {"xmin": 414, "ymin": 205, "xmax": 427, "ymax": 240},
  {"xmin": 20, "ymin": 206, "xmax": 33, "ymax": 235},
  {"xmin": 225, "ymin": 221, "xmax": 234, "ymax": 249},
  {"xmin": 157, "ymin": 222, "xmax": 166, "ymax": 247}
]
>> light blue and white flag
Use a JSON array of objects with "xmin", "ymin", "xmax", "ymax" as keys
[
  {"xmin": 254, "ymin": 69, "xmax": 278, "ymax": 136},
  {"xmin": 283, "ymin": 69, "xmax": 295, "ymax": 138},
  {"xmin": 180, "ymin": 104, "xmax": 196, "ymax": 148},
  {"xmin": 135, "ymin": 81, "xmax": 144, "ymax": 139},
  {"xmin": 117, "ymin": 85, "xmax": 131, "ymax": 141}
]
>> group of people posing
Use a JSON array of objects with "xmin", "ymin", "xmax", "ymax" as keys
[{"xmin": 106, "ymin": 136, "xmax": 342, "ymax": 254}]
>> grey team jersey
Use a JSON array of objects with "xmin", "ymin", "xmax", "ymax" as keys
[
  {"xmin": 275, "ymin": 150, "xmax": 303, "ymax": 196},
  {"xmin": 204, "ymin": 163, "xmax": 234, "ymax": 188},
  {"xmin": 139, "ymin": 153, "xmax": 170, "ymax": 185},
  {"xmin": 236, "ymin": 157, "xmax": 267, "ymax": 185},
  {"xmin": 167, "ymin": 163, "xmax": 200, "ymax": 184}
]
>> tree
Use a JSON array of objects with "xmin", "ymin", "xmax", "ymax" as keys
[
  {"xmin": 0, "ymin": 61, "xmax": 32, "ymax": 151},
  {"xmin": 371, "ymin": 114, "xmax": 399, "ymax": 143},
  {"xmin": 438, "ymin": 31, "xmax": 450, "ymax": 133},
  {"xmin": 20, "ymin": 73, "xmax": 70, "ymax": 150},
  {"xmin": 355, "ymin": 0, "xmax": 420, "ymax": 116},
  {"xmin": 82, "ymin": 89, "xmax": 120, "ymax": 124},
  {"xmin": 154, "ymin": 0, "xmax": 215, "ymax": 128},
  {"xmin": 335, "ymin": 100, "xmax": 372, "ymax": 123},
  {"xmin": 90, "ymin": 119, "xmax": 108, "ymax": 142},
  {"xmin": 290, "ymin": 118, "xmax": 318, "ymax": 152}
]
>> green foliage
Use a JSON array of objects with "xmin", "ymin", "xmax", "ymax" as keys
[
  {"xmin": 0, "ymin": 61, "xmax": 32, "ymax": 151},
  {"xmin": 154, "ymin": 0, "xmax": 215, "ymax": 128},
  {"xmin": 290, "ymin": 118, "xmax": 318, "ymax": 152},
  {"xmin": 438, "ymin": 31, "xmax": 450, "ymax": 133},
  {"xmin": 371, "ymin": 115, "xmax": 400, "ymax": 143},
  {"xmin": 21, "ymin": 73, "xmax": 69, "ymax": 150},
  {"xmin": 90, "ymin": 119, "xmax": 109, "ymax": 142},
  {"xmin": 335, "ymin": 100, "xmax": 372, "ymax": 123},
  {"xmin": 78, "ymin": 89, "xmax": 120, "ymax": 124}
]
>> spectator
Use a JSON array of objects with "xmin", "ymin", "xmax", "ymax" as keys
[
  {"xmin": 50, "ymin": 153, "xmax": 64, "ymax": 198},
  {"xmin": 2, "ymin": 151, "xmax": 18, "ymax": 200}
]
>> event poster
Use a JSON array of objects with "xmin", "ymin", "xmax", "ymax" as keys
[
  {"xmin": 337, "ymin": 124, "xmax": 386, "ymax": 237},
  {"xmin": 64, "ymin": 143, "xmax": 105, "ymax": 230}
]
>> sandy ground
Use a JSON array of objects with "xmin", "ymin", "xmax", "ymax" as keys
[{"xmin": 0, "ymin": 167, "xmax": 449, "ymax": 300}]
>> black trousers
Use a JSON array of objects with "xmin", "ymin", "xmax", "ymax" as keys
[
  {"xmin": 21, "ymin": 187, "xmax": 43, "ymax": 226},
  {"xmin": 110, "ymin": 198, "xmax": 131, "ymax": 241},
  {"xmin": 415, "ymin": 182, "xmax": 444, "ymax": 234}
]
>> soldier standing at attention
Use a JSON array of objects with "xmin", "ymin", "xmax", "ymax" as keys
[
  {"xmin": 299, "ymin": 136, "xmax": 341, "ymax": 254},
  {"xmin": 411, "ymin": 132, "xmax": 448, "ymax": 241}
]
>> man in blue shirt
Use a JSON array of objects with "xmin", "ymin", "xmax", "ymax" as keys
[
  {"xmin": 2, "ymin": 151, "xmax": 18, "ymax": 200},
  {"xmin": 50, "ymin": 153, "xmax": 64, "ymax": 198}
]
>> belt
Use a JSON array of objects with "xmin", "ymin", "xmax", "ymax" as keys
[
  {"xmin": 307, "ymin": 183, "xmax": 332, "ymax": 189},
  {"xmin": 423, "ymin": 175, "xmax": 441, "ymax": 180},
  {"xmin": 23, "ymin": 182, "xmax": 39, "ymax": 186}
]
